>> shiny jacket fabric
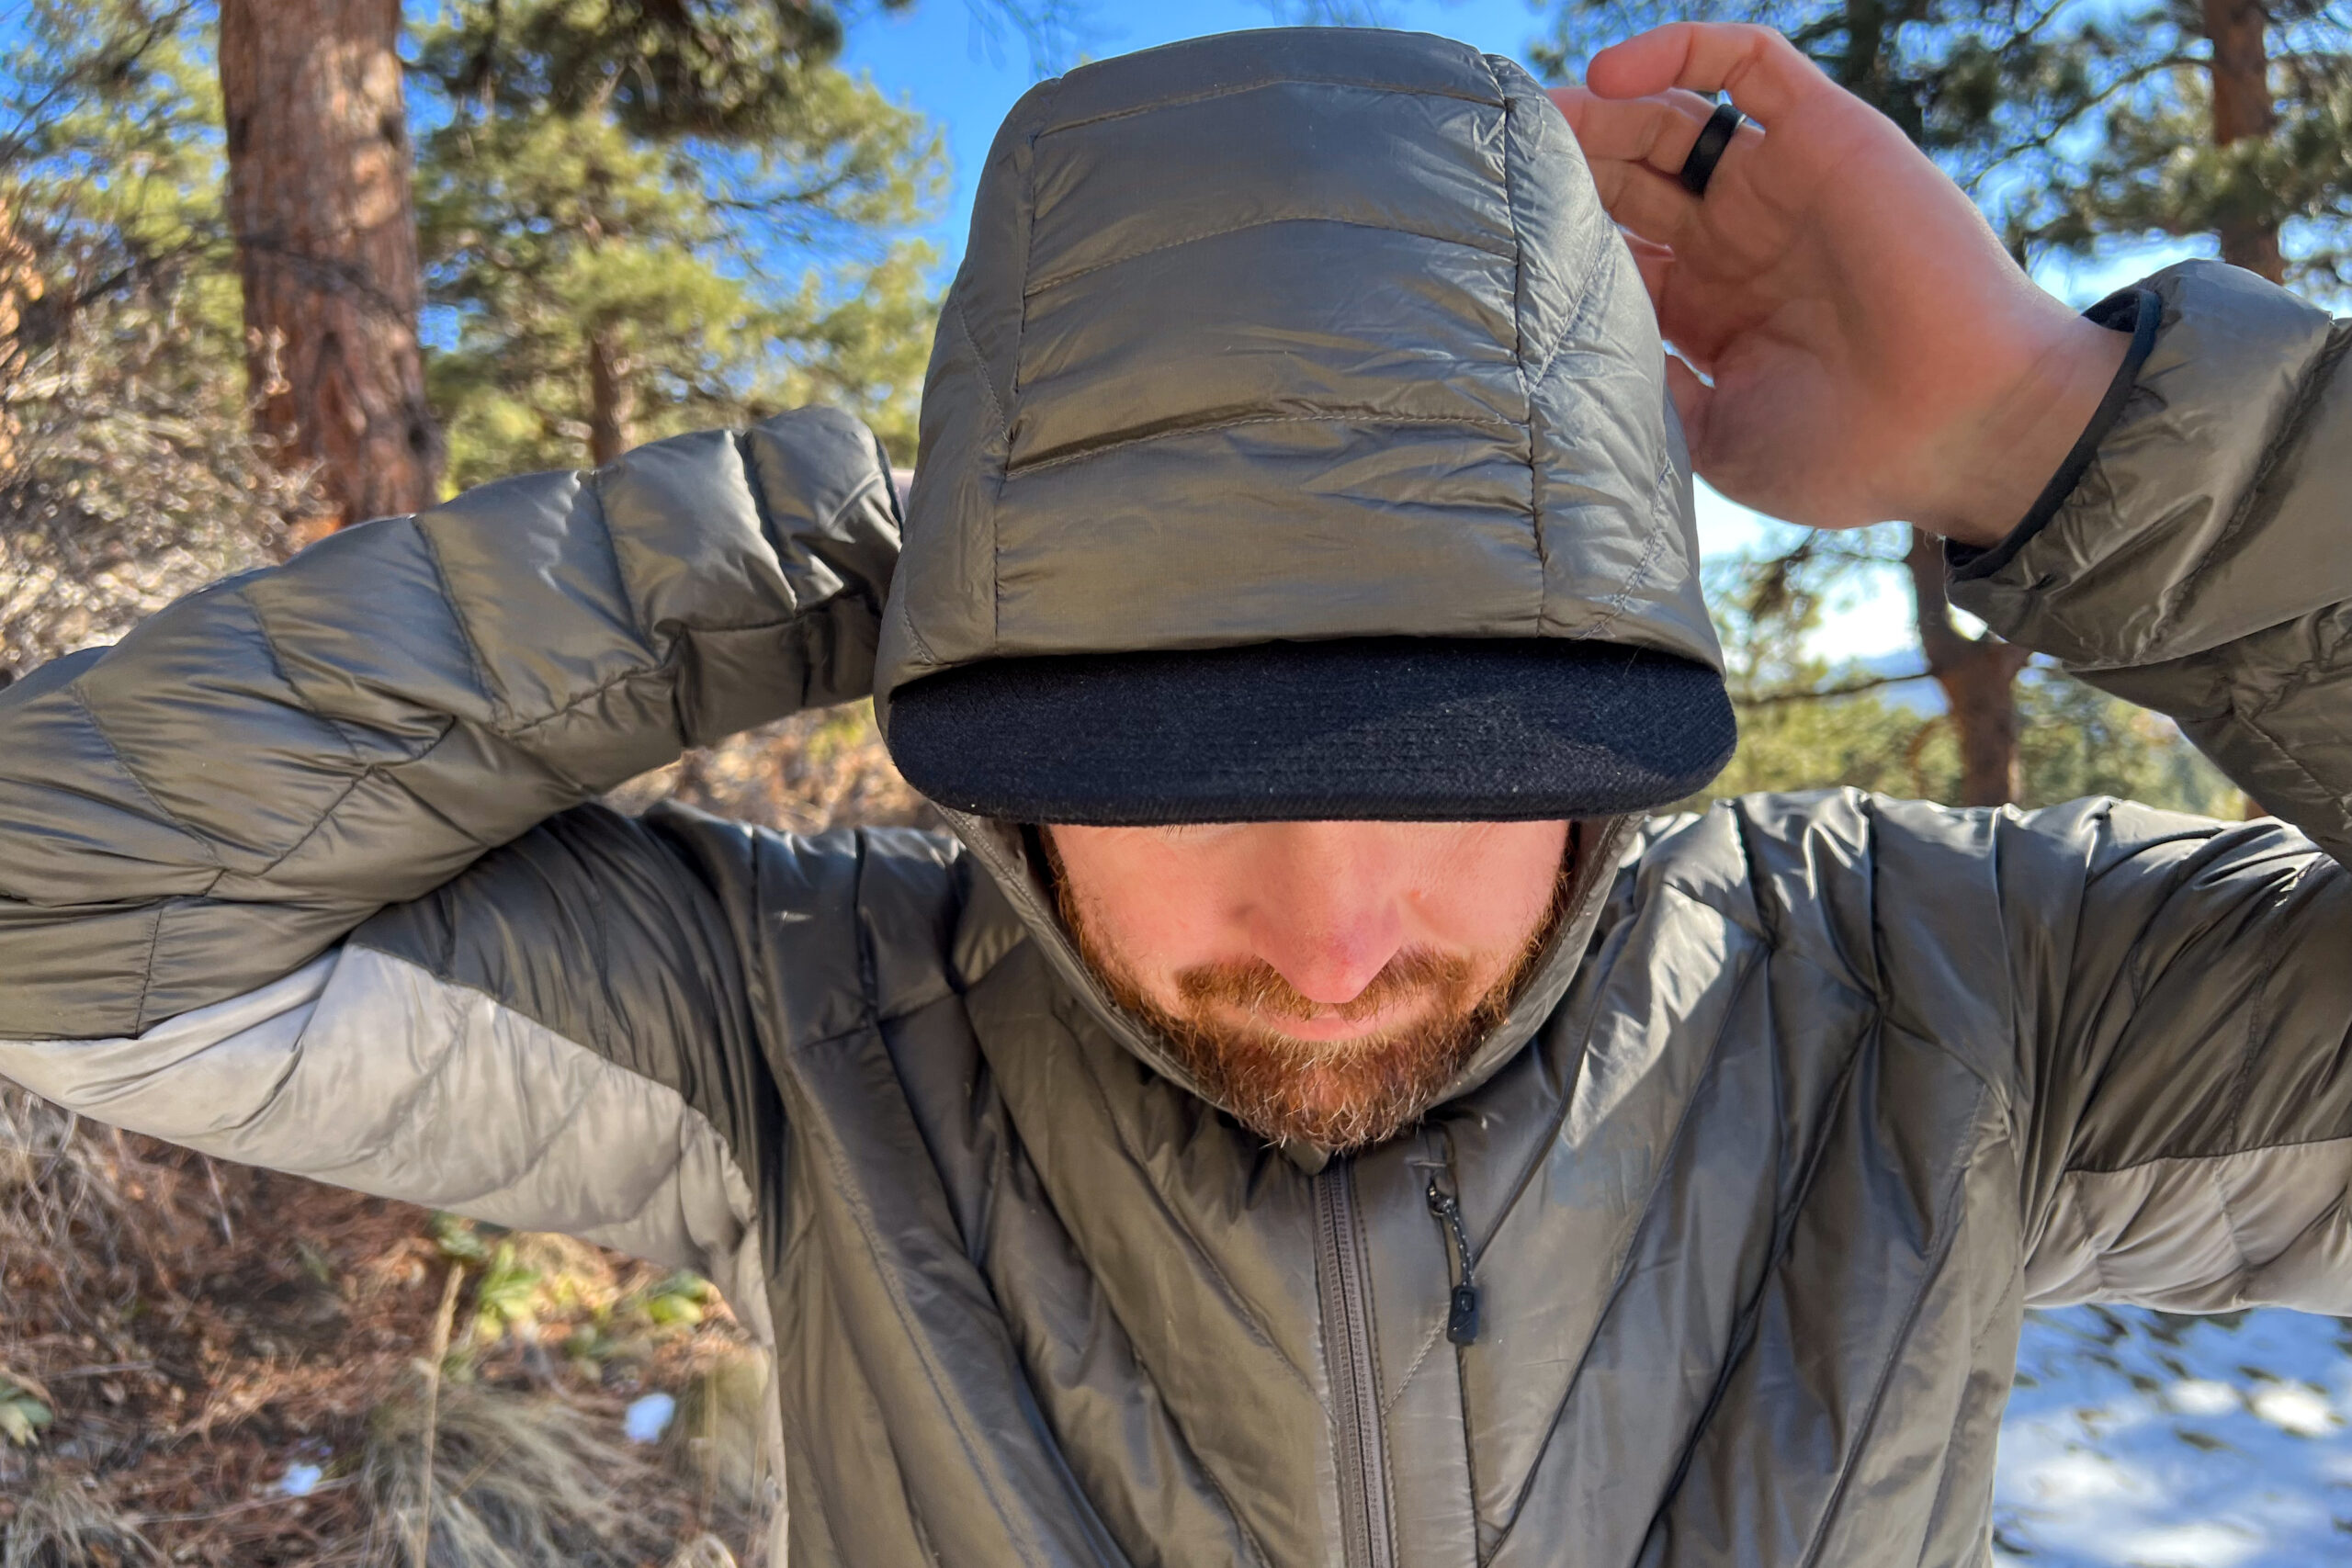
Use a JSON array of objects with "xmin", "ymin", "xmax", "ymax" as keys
[{"xmin": 6, "ymin": 33, "xmax": 2352, "ymax": 1568}]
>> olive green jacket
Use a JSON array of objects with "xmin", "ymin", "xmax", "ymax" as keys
[{"xmin": 5, "ymin": 30, "xmax": 2350, "ymax": 1568}]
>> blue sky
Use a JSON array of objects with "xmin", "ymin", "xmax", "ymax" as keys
[{"xmin": 837, "ymin": 0, "xmax": 2204, "ymax": 662}]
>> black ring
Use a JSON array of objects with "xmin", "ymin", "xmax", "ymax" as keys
[{"xmin": 1678, "ymin": 101, "xmax": 1745, "ymax": 197}]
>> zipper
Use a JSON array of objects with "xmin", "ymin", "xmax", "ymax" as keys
[
  {"xmin": 1314, "ymin": 1162, "xmax": 1397, "ymax": 1568},
  {"xmin": 1425, "ymin": 1178, "xmax": 1481, "ymax": 1346}
]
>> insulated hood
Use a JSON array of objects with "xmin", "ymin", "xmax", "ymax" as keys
[
  {"xmin": 875, "ymin": 26, "xmax": 1724, "ymax": 714},
  {"xmin": 877, "ymin": 27, "xmax": 1727, "ymax": 1152}
]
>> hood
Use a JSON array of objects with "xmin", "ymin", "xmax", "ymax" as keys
[
  {"xmin": 876, "ymin": 27, "xmax": 1719, "ymax": 1155},
  {"xmin": 944, "ymin": 807, "xmax": 1642, "ymax": 1169}
]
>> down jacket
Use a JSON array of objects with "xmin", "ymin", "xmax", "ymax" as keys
[{"xmin": 6, "ymin": 29, "xmax": 2352, "ymax": 1568}]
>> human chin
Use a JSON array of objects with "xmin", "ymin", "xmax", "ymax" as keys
[
  {"xmin": 1229, "ymin": 998, "xmax": 1438, "ymax": 1045},
  {"xmin": 1159, "ymin": 994, "xmax": 1496, "ymax": 1151}
]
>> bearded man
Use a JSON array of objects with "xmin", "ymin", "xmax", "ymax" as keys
[{"xmin": 4, "ymin": 21, "xmax": 2348, "ymax": 1567}]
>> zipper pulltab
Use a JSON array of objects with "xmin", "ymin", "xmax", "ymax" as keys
[{"xmin": 1425, "ymin": 1178, "xmax": 1480, "ymax": 1346}]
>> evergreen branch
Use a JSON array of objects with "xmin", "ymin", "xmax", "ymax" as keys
[
  {"xmin": 1733, "ymin": 669, "xmax": 1937, "ymax": 706},
  {"xmin": 0, "ymin": 2, "xmax": 198, "ymax": 167}
]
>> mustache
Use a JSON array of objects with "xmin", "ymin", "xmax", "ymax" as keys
[{"xmin": 1172, "ymin": 947, "xmax": 1474, "ymax": 1024}]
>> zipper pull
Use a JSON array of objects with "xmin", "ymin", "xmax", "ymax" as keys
[{"xmin": 1425, "ymin": 1178, "xmax": 1480, "ymax": 1346}]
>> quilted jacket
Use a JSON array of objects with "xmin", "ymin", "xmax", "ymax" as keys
[{"xmin": 5, "ymin": 28, "xmax": 2351, "ymax": 1568}]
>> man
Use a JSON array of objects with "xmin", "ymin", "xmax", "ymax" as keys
[{"xmin": 2, "ymin": 19, "xmax": 2346, "ymax": 1567}]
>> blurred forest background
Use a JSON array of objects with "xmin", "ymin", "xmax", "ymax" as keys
[{"xmin": 1, "ymin": 0, "xmax": 2348, "ymax": 1563}]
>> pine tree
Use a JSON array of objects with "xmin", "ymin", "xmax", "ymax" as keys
[
  {"xmin": 2017, "ymin": 1, "xmax": 2352, "ymax": 291},
  {"xmin": 218, "ymin": 0, "xmax": 442, "ymax": 529},
  {"xmin": 0, "ymin": 0, "xmax": 312, "ymax": 678},
  {"xmin": 1681, "ymin": 533, "xmax": 2236, "ymax": 813},
  {"xmin": 419, "ymin": 0, "xmax": 860, "ymax": 141},
  {"xmin": 412, "ymin": 1, "xmax": 945, "ymax": 484}
]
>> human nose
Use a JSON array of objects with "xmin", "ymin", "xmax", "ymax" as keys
[{"xmin": 1239, "ymin": 825, "xmax": 1408, "ymax": 1006}]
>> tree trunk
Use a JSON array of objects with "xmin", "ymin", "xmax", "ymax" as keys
[
  {"xmin": 2200, "ymin": 0, "xmax": 2285, "ymax": 282},
  {"xmin": 1906, "ymin": 526, "xmax": 2034, "ymax": 807},
  {"xmin": 0, "ymin": 197, "xmax": 38, "ymax": 473},
  {"xmin": 586, "ymin": 325, "xmax": 636, "ymax": 467},
  {"xmin": 1834, "ymin": 0, "xmax": 1901, "ymax": 125},
  {"xmin": 218, "ymin": 0, "xmax": 440, "ymax": 530}
]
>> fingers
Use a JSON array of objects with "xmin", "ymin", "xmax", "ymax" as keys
[
  {"xmin": 1584, "ymin": 23, "xmax": 1824, "ymax": 125},
  {"xmin": 1587, "ymin": 158, "xmax": 1702, "ymax": 249},
  {"xmin": 1552, "ymin": 87, "xmax": 1713, "ymax": 247},
  {"xmin": 1548, "ymin": 85, "xmax": 1723, "ymax": 175},
  {"xmin": 1552, "ymin": 85, "xmax": 1758, "ymax": 190},
  {"xmin": 1612, "ymin": 235, "xmax": 1723, "ymax": 388}
]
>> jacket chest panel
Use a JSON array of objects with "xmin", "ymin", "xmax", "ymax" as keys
[
  {"xmin": 965, "ymin": 950, "xmax": 1346, "ymax": 1566},
  {"xmin": 766, "ymin": 996, "xmax": 1135, "ymax": 1568},
  {"xmin": 957, "ymin": 903, "xmax": 1829, "ymax": 1567},
  {"xmin": 763, "ymin": 898, "xmax": 2009, "ymax": 1568},
  {"xmin": 1631, "ymin": 1021, "xmax": 2009, "ymax": 1568}
]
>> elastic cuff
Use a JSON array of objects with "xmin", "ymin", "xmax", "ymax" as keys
[{"xmin": 1948, "ymin": 286, "xmax": 2164, "ymax": 582}]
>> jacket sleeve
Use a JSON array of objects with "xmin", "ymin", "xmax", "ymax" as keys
[
  {"xmin": 1944, "ymin": 261, "xmax": 2352, "ymax": 1311},
  {"xmin": 0, "ymin": 405, "xmax": 901, "ymax": 1288}
]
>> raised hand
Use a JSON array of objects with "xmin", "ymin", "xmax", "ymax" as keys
[{"xmin": 1551, "ymin": 24, "xmax": 2128, "ymax": 548}]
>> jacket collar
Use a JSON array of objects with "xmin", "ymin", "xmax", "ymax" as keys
[{"xmin": 944, "ymin": 809, "xmax": 1639, "ymax": 1172}]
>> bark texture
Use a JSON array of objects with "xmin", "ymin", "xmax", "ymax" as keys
[
  {"xmin": 2200, "ymin": 0, "xmax": 2286, "ymax": 282},
  {"xmin": 1908, "ymin": 525, "xmax": 2034, "ymax": 807},
  {"xmin": 587, "ymin": 325, "xmax": 637, "ymax": 467},
  {"xmin": 0, "ymin": 199, "xmax": 37, "ymax": 472},
  {"xmin": 219, "ymin": 0, "xmax": 441, "ymax": 529}
]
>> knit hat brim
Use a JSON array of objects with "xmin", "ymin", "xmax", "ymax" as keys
[{"xmin": 885, "ymin": 637, "xmax": 1736, "ymax": 825}]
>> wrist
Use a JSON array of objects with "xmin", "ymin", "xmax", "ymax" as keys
[{"xmin": 1921, "ymin": 309, "xmax": 2133, "ymax": 551}]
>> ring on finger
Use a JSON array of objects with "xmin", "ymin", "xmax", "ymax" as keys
[{"xmin": 1678, "ymin": 101, "xmax": 1747, "ymax": 197}]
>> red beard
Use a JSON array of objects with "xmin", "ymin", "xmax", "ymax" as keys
[{"xmin": 1054, "ymin": 855, "xmax": 1572, "ymax": 1151}]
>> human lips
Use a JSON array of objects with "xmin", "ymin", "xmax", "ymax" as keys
[{"xmin": 1211, "ymin": 988, "xmax": 1444, "ymax": 1045}]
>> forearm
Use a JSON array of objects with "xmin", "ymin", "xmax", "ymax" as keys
[{"xmin": 0, "ymin": 406, "xmax": 899, "ymax": 1040}]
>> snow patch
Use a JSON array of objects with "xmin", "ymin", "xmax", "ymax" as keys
[
  {"xmin": 623, "ymin": 1391, "xmax": 676, "ymax": 1444},
  {"xmin": 1996, "ymin": 1307, "xmax": 2352, "ymax": 1567}
]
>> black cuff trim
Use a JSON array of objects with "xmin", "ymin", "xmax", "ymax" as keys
[{"xmin": 1948, "ymin": 285, "xmax": 2164, "ymax": 582}]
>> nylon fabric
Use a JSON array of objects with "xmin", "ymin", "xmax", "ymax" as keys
[
  {"xmin": 873, "ymin": 28, "xmax": 1720, "ymax": 728},
  {"xmin": 2029, "ymin": 1139, "xmax": 2352, "ymax": 1310},
  {"xmin": 3, "ymin": 28, "xmax": 2352, "ymax": 1568},
  {"xmin": 0, "ymin": 946, "xmax": 757, "ymax": 1293}
]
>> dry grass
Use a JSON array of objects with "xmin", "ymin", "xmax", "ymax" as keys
[
  {"xmin": 361, "ymin": 1377, "xmax": 684, "ymax": 1568},
  {"xmin": 0, "ymin": 1085, "xmax": 780, "ymax": 1567},
  {"xmin": 0, "ymin": 1472, "xmax": 150, "ymax": 1568}
]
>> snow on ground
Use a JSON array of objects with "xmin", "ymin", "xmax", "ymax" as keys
[{"xmin": 1995, "ymin": 1306, "xmax": 2352, "ymax": 1566}]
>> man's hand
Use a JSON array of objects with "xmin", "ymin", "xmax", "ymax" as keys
[{"xmin": 1551, "ymin": 24, "xmax": 2129, "ymax": 549}]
